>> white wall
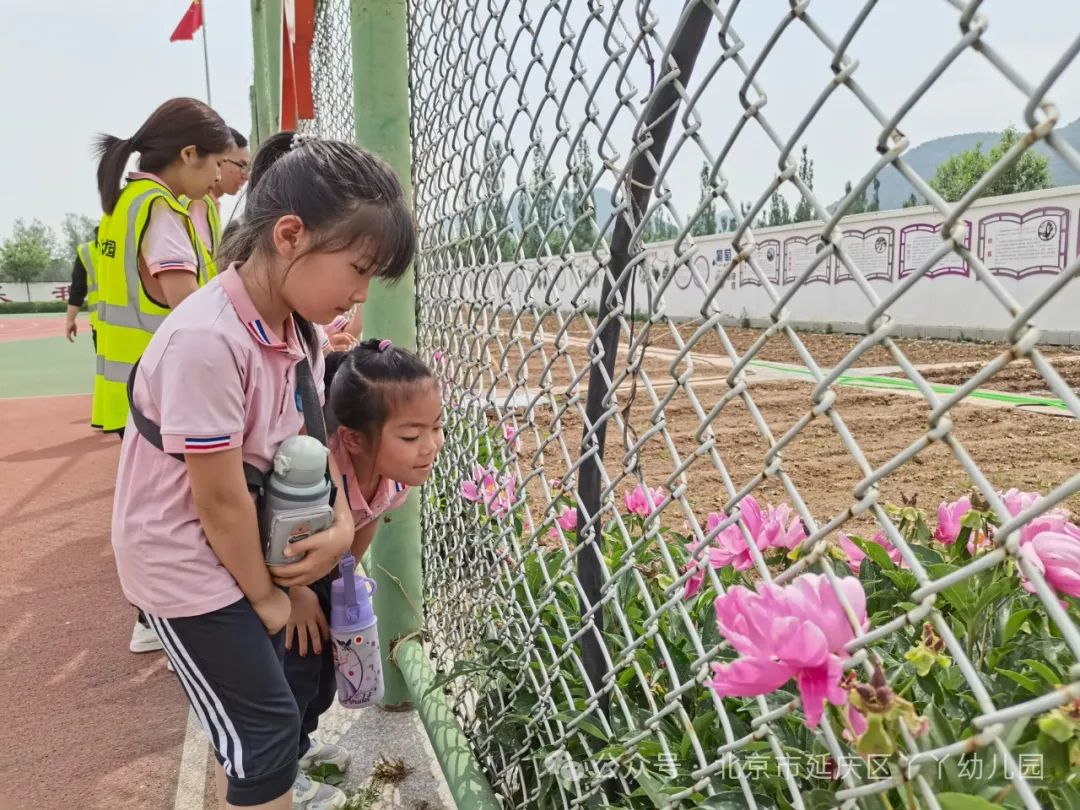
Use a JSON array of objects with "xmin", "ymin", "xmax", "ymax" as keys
[
  {"xmin": 0, "ymin": 281, "xmax": 78, "ymax": 304},
  {"xmin": 500, "ymin": 185, "xmax": 1080, "ymax": 344}
]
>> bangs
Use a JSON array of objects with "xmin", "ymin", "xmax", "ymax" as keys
[{"xmin": 313, "ymin": 200, "xmax": 417, "ymax": 282}]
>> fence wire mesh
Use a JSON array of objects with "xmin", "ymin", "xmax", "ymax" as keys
[
  {"xmin": 296, "ymin": 0, "xmax": 353, "ymax": 140},
  {"xmin": 303, "ymin": 1, "xmax": 1080, "ymax": 807}
]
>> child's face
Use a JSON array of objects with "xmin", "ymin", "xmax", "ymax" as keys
[
  {"xmin": 372, "ymin": 381, "xmax": 444, "ymax": 487},
  {"xmin": 282, "ymin": 236, "xmax": 378, "ymax": 325}
]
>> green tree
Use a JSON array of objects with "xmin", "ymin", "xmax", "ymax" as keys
[
  {"xmin": 929, "ymin": 126, "xmax": 1051, "ymax": 202},
  {"xmin": 691, "ymin": 162, "xmax": 718, "ymax": 237},
  {"xmin": 843, "ymin": 180, "xmax": 867, "ymax": 215},
  {"xmin": 643, "ymin": 208, "xmax": 678, "ymax": 243},
  {"xmin": 842, "ymin": 178, "xmax": 880, "ymax": 215},
  {"xmin": 480, "ymin": 142, "xmax": 516, "ymax": 261},
  {"xmin": 903, "ymin": 193, "xmax": 920, "ymax": 208},
  {"xmin": 60, "ymin": 213, "xmax": 98, "ymax": 260},
  {"xmin": 567, "ymin": 138, "xmax": 599, "ymax": 252},
  {"xmin": 767, "ymin": 191, "xmax": 791, "ymax": 227},
  {"xmin": 792, "ymin": 145, "xmax": 816, "ymax": 222},
  {"xmin": 517, "ymin": 137, "xmax": 560, "ymax": 259},
  {"xmin": 1, "ymin": 219, "xmax": 56, "ymax": 299}
]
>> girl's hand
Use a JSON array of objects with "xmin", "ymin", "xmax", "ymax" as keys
[
  {"xmin": 285, "ymin": 586, "xmax": 328, "ymax": 656},
  {"xmin": 251, "ymin": 588, "xmax": 292, "ymax": 635},
  {"xmin": 328, "ymin": 332, "xmax": 358, "ymax": 352},
  {"xmin": 270, "ymin": 521, "xmax": 352, "ymax": 588}
]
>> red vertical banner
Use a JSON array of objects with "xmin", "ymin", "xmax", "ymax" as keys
[{"xmin": 281, "ymin": 0, "xmax": 315, "ymax": 130}]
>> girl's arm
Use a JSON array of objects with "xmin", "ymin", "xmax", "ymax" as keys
[
  {"xmin": 142, "ymin": 199, "xmax": 200, "ymax": 309},
  {"xmin": 159, "ymin": 270, "xmax": 199, "ymax": 308},
  {"xmin": 186, "ymin": 448, "xmax": 290, "ymax": 630},
  {"xmin": 352, "ymin": 520, "xmax": 379, "ymax": 563}
]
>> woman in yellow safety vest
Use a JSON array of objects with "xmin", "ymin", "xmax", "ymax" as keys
[
  {"xmin": 185, "ymin": 127, "xmax": 251, "ymax": 280},
  {"xmin": 92, "ymin": 97, "xmax": 233, "ymax": 437}
]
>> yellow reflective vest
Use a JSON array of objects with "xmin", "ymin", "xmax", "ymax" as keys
[{"xmin": 92, "ymin": 178, "xmax": 207, "ymax": 432}]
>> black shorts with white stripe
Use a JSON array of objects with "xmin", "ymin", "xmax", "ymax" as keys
[{"xmin": 146, "ymin": 599, "xmax": 300, "ymax": 806}]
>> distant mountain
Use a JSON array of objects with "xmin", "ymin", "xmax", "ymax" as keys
[{"xmin": 838, "ymin": 117, "xmax": 1080, "ymax": 211}]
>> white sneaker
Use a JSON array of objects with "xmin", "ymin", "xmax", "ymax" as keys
[
  {"xmin": 299, "ymin": 739, "xmax": 352, "ymax": 773},
  {"xmin": 292, "ymin": 773, "xmax": 347, "ymax": 809},
  {"xmin": 129, "ymin": 620, "xmax": 164, "ymax": 653}
]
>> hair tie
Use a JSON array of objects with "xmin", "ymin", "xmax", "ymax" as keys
[
  {"xmin": 377, "ymin": 339, "xmax": 392, "ymax": 352},
  {"xmin": 290, "ymin": 132, "xmax": 316, "ymax": 151}
]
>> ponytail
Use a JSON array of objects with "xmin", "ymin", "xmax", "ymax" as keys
[
  {"xmin": 94, "ymin": 97, "xmax": 232, "ymax": 215},
  {"xmin": 94, "ymin": 135, "xmax": 138, "ymax": 214}
]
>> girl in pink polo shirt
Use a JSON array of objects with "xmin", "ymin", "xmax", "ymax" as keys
[
  {"xmin": 111, "ymin": 132, "xmax": 415, "ymax": 810},
  {"xmin": 281, "ymin": 340, "xmax": 443, "ymax": 790}
]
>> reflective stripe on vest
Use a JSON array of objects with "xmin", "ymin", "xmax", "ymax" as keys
[{"xmin": 77, "ymin": 240, "xmax": 99, "ymax": 328}]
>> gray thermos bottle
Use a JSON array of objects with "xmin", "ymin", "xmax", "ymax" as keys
[{"xmin": 260, "ymin": 435, "xmax": 335, "ymax": 565}]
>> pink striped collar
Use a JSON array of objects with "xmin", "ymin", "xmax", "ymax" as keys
[{"xmin": 219, "ymin": 264, "xmax": 303, "ymax": 356}]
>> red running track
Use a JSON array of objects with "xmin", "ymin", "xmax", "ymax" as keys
[
  {"xmin": 0, "ymin": 315, "xmax": 88, "ymax": 344},
  {"xmin": 0, "ymin": 394, "xmax": 188, "ymax": 809}
]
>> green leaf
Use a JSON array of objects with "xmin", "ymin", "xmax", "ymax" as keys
[
  {"xmin": 852, "ymin": 535, "xmax": 896, "ymax": 570},
  {"xmin": 1038, "ymin": 732, "xmax": 1073, "ymax": 782},
  {"xmin": 1003, "ymin": 608, "xmax": 1037, "ymax": 645},
  {"xmin": 971, "ymin": 579, "xmax": 1013, "ymax": 621},
  {"xmin": 307, "ymin": 762, "xmax": 346, "ymax": 786},
  {"xmin": 937, "ymin": 793, "xmax": 1007, "ymax": 810},
  {"xmin": 1022, "ymin": 658, "xmax": 1061, "ymax": 687},
  {"xmin": 995, "ymin": 668, "xmax": 1041, "ymax": 695}
]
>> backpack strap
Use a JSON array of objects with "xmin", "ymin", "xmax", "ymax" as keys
[
  {"xmin": 126, "ymin": 358, "xmax": 265, "ymax": 493},
  {"xmin": 294, "ymin": 354, "xmax": 337, "ymax": 507},
  {"xmin": 295, "ymin": 356, "xmax": 327, "ymax": 446}
]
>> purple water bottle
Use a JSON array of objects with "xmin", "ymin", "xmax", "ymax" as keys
[{"xmin": 330, "ymin": 554, "xmax": 384, "ymax": 709}]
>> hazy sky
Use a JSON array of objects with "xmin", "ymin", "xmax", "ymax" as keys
[
  {"xmin": 1, "ymin": 0, "xmax": 253, "ymax": 238},
  {"xmin": 2, "ymin": 0, "xmax": 1079, "ymax": 245}
]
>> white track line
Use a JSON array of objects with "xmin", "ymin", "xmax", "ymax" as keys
[{"xmin": 173, "ymin": 708, "xmax": 210, "ymax": 810}]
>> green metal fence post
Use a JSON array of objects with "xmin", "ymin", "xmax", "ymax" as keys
[
  {"xmin": 349, "ymin": 0, "xmax": 421, "ymax": 709},
  {"xmin": 249, "ymin": 0, "xmax": 271, "ymax": 144},
  {"xmin": 262, "ymin": 0, "xmax": 283, "ymax": 135}
]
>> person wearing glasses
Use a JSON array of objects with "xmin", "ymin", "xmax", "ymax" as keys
[{"xmin": 187, "ymin": 126, "xmax": 250, "ymax": 279}]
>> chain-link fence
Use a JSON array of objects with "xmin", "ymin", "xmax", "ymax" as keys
[
  {"xmin": 296, "ymin": 0, "xmax": 353, "ymax": 140},
  {"xmin": 301, "ymin": 2, "xmax": 1080, "ymax": 807}
]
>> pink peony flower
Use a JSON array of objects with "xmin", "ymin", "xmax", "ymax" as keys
[
  {"xmin": 460, "ymin": 463, "xmax": 495, "ymax": 503},
  {"xmin": 838, "ymin": 532, "xmax": 905, "ymax": 574},
  {"xmin": 503, "ymin": 423, "xmax": 523, "ymax": 453},
  {"xmin": 703, "ymin": 511, "xmax": 756, "ymax": 572},
  {"xmin": 999, "ymin": 488, "xmax": 1069, "ymax": 545},
  {"xmin": 548, "ymin": 506, "xmax": 578, "ymax": 538},
  {"xmin": 683, "ymin": 541, "xmax": 736, "ymax": 599},
  {"xmin": 760, "ymin": 502, "xmax": 807, "ymax": 551},
  {"xmin": 461, "ymin": 464, "xmax": 517, "ymax": 520},
  {"xmin": 934, "ymin": 496, "xmax": 971, "ymax": 545},
  {"xmin": 1019, "ymin": 524, "xmax": 1080, "ymax": 598},
  {"xmin": 623, "ymin": 484, "xmax": 665, "ymax": 517},
  {"xmin": 710, "ymin": 573, "xmax": 868, "ymax": 728}
]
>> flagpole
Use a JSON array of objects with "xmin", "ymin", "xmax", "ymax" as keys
[{"xmin": 201, "ymin": 1, "xmax": 212, "ymax": 106}]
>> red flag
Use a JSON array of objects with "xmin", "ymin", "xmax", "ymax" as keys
[{"xmin": 169, "ymin": 0, "xmax": 203, "ymax": 42}]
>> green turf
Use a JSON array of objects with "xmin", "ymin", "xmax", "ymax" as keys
[{"xmin": 0, "ymin": 335, "xmax": 95, "ymax": 398}]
